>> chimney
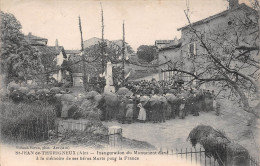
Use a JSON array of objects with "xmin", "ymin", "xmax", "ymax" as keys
[
  {"xmin": 55, "ymin": 39, "xmax": 59, "ymax": 47},
  {"xmin": 28, "ymin": 32, "xmax": 32, "ymax": 39},
  {"xmin": 174, "ymin": 36, "xmax": 178, "ymax": 45},
  {"xmin": 229, "ymin": 0, "xmax": 239, "ymax": 9},
  {"xmin": 55, "ymin": 39, "xmax": 59, "ymax": 50}
]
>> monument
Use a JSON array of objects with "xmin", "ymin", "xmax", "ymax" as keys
[{"xmin": 104, "ymin": 61, "xmax": 115, "ymax": 93}]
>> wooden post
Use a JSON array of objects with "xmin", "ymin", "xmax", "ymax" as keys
[
  {"xmin": 79, "ymin": 16, "xmax": 87, "ymax": 91},
  {"xmin": 205, "ymin": 149, "xmax": 207, "ymax": 166},
  {"xmin": 200, "ymin": 148, "xmax": 202, "ymax": 164},
  {"xmin": 181, "ymin": 148, "xmax": 182, "ymax": 158},
  {"xmin": 122, "ymin": 21, "xmax": 125, "ymax": 86},
  {"xmin": 191, "ymin": 148, "xmax": 192, "ymax": 164},
  {"xmin": 100, "ymin": 3, "xmax": 105, "ymax": 75},
  {"xmin": 195, "ymin": 147, "xmax": 197, "ymax": 165},
  {"xmin": 176, "ymin": 148, "xmax": 178, "ymax": 158},
  {"xmin": 186, "ymin": 148, "xmax": 188, "ymax": 161}
]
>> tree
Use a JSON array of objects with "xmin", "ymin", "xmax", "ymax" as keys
[
  {"xmin": 0, "ymin": 11, "xmax": 43, "ymax": 87},
  {"xmin": 169, "ymin": 2, "xmax": 260, "ymax": 117},
  {"xmin": 137, "ymin": 45, "xmax": 157, "ymax": 62}
]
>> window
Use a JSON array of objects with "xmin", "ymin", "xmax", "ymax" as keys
[{"xmin": 188, "ymin": 42, "xmax": 197, "ymax": 58}]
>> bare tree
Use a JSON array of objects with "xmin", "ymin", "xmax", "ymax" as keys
[
  {"xmin": 79, "ymin": 16, "xmax": 88, "ymax": 91},
  {"xmin": 169, "ymin": 1, "xmax": 260, "ymax": 117}
]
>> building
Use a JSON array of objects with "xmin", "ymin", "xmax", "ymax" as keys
[
  {"xmin": 70, "ymin": 37, "xmax": 135, "ymax": 87},
  {"xmin": 65, "ymin": 50, "xmax": 81, "ymax": 57},
  {"xmin": 25, "ymin": 33, "xmax": 67, "ymax": 82},
  {"xmin": 155, "ymin": 40, "xmax": 174, "ymax": 49},
  {"xmin": 157, "ymin": 0, "xmax": 259, "ymax": 88}
]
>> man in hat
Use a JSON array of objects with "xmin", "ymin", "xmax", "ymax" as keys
[
  {"xmin": 117, "ymin": 97, "xmax": 127, "ymax": 124},
  {"xmin": 179, "ymin": 97, "xmax": 186, "ymax": 119}
]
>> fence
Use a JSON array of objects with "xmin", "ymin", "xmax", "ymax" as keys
[
  {"xmin": 157, "ymin": 147, "xmax": 259, "ymax": 166},
  {"xmin": 57, "ymin": 119, "xmax": 123, "ymax": 149},
  {"xmin": 250, "ymin": 156, "xmax": 260, "ymax": 166},
  {"xmin": 173, "ymin": 147, "xmax": 224, "ymax": 166},
  {"xmin": 7, "ymin": 118, "xmax": 55, "ymax": 143}
]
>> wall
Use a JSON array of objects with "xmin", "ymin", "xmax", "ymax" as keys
[{"xmin": 158, "ymin": 6, "xmax": 259, "ymax": 88}]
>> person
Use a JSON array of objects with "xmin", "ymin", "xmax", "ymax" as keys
[
  {"xmin": 192, "ymin": 93, "xmax": 200, "ymax": 116},
  {"xmin": 213, "ymin": 98, "xmax": 221, "ymax": 116},
  {"xmin": 151, "ymin": 101, "xmax": 160, "ymax": 123},
  {"xmin": 117, "ymin": 97, "xmax": 127, "ymax": 124},
  {"xmin": 137, "ymin": 103, "xmax": 146, "ymax": 122},
  {"xmin": 126, "ymin": 99, "xmax": 134, "ymax": 124},
  {"xmin": 204, "ymin": 90, "xmax": 212, "ymax": 112},
  {"xmin": 132, "ymin": 94, "xmax": 139, "ymax": 122},
  {"xmin": 179, "ymin": 97, "xmax": 186, "ymax": 119},
  {"xmin": 166, "ymin": 100, "xmax": 172, "ymax": 120},
  {"xmin": 160, "ymin": 99, "xmax": 166, "ymax": 123}
]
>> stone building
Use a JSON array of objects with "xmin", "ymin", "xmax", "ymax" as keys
[
  {"xmin": 25, "ymin": 33, "xmax": 67, "ymax": 83},
  {"xmin": 158, "ymin": 0, "xmax": 259, "ymax": 89}
]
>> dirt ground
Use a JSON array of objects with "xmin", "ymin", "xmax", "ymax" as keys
[
  {"xmin": 69, "ymin": 87, "xmax": 260, "ymax": 159},
  {"xmin": 103, "ymin": 99, "xmax": 260, "ymax": 159}
]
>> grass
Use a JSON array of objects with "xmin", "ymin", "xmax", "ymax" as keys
[{"xmin": 0, "ymin": 101, "xmax": 56, "ymax": 143}]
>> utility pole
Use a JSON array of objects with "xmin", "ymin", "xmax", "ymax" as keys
[
  {"xmin": 122, "ymin": 21, "xmax": 125, "ymax": 86},
  {"xmin": 79, "ymin": 16, "xmax": 87, "ymax": 91},
  {"xmin": 100, "ymin": 3, "xmax": 105, "ymax": 75}
]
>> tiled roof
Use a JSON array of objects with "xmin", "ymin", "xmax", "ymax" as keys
[
  {"xmin": 155, "ymin": 40, "xmax": 174, "ymax": 44},
  {"xmin": 178, "ymin": 3, "xmax": 255, "ymax": 31},
  {"xmin": 65, "ymin": 50, "xmax": 81, "ymax": 54},
  {"xmin": 25, "ymin": 34, "xmax": 48, "ymax": 46},
  {"xmin": 158, "ymin": 42, "xmax": 182, "ymax": 51},
  {"xmin": 34, "ymin": 46, "xmax": 67, "ymax": 58},
  {"xmin": 83, "ymin": 37, "xmax": 109, "ymax": 48},
  {"xmin": 26, "ymin": 34, "xmax": 47, "ymax": 41}
]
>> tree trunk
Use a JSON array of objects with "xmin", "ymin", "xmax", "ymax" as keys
[{"xmin": 231, "ymin": 81, "xmax": 259, "ymax": 118}]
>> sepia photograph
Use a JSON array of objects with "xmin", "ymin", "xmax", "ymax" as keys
[{"xmin": 0, "ymin": 0, "xmax": 259, "ymax": 166}]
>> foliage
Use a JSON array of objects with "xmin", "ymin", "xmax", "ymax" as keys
[
  {"xmin": 188, "ymin": 125, "xmax": 249, "ymax": 166},
  {"xmin": 0, "ymin": 101, "xmax": 56, "ymax": 142},
  {"xmin": 38, "ymin": 50, "xmax": 59, "ymax": 83},
  {"xmin": 112, "ymin": 66, "xmax": 124, "ymax": 90},
  {"xmin": 137, "ymin": 45, "xmax": 158, "ymax": 62},
  {"xmin": 0, "ymin": 11, "xmax": 43, "ymax": 86}
]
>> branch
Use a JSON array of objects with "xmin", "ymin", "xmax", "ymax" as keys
[
  {"xmin": 236, "ymin": 46, "xmax": 259, "ymax": 51},
  {"xmin": 183, "ymin": 11, "xmax": 259, "ymax": 94}
]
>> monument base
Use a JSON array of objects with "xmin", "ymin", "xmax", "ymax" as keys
[{"xmin": 104, "ymin": 85, "xmax": 115, "ymax": 93}]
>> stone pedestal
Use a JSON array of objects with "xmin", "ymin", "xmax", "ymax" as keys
[
  {"xmin": 108, "ymin": 126, "xmax": 122, "ymax": 149},
  {"xmin": 104, "ymin": 85, "xmax": 115, "ymax": 93},
  {"xmin": 104, "ymin": 61, "xmax": 115, "ymax": 93}
]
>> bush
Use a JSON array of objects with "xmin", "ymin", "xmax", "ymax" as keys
[{"xmin": 0, "ymin": 101, "xmax": 56, "ymax": 143}]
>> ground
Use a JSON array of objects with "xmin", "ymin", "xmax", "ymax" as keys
[
  {"xmin": 69, "ymin": 87, "xmax": 260, "ymax": 159},
  {"xmin": 103, "ymin": 99, "xmax": 260, "ymax": 159}
]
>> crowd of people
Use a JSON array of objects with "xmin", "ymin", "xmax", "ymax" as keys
[
  {"xmin": 125, "ymin": 79, "xmax": 179, "ymax": 95},
  {"xmin": 100, "ymin": 80, "xmax": 220, "ymax": 124}
]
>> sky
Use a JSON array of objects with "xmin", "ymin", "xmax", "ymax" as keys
[{"xmin": 1, "ymin": 0, "xmax": 252, "ymax": 51}]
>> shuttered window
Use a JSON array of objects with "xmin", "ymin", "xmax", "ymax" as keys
[{"xmin": 188, "ymin": 42, "xmax": 197, "ymax": 58}]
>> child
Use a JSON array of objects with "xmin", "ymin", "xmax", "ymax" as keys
[{"xmin": 137, "ymin": 103, "xmax": 146, "ymax": 123}]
